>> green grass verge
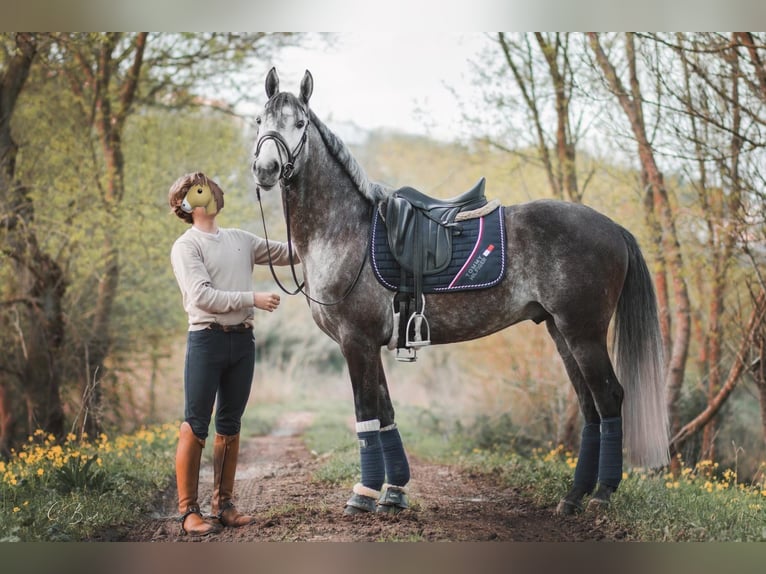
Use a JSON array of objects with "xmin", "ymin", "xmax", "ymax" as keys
[
  {"xmin": 6, "ymin": 401, "xmax": 765, "ymax": 542},
  {"xmin": 0, "ymin": 425, "xmax": 178, "ymax": 542},
  {"xmin": 306, "ymin": 403, "xmax": 766, "ymax": 542}
]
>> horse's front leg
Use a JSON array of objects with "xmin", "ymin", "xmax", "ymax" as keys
[
  {"xmin": 375, "ymin": 354, "xmax": 411, "ymax": 514},
  {"xmin": 341, "ymin": 341, "xmax": 409, "ymax": 514}
]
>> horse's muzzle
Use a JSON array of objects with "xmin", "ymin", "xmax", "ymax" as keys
[{"xmin": 252, "ymin": 161, "xmax": 280, "ymax": 191}]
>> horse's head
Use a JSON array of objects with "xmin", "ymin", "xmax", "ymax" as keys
[{"xmin": 252, "ymin": 67, "xmax": 313, "ymax": 191}]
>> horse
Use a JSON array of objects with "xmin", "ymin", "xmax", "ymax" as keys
[{"xmin": 250, "ymin": 67, "xmax": 669, "ymax": 516}]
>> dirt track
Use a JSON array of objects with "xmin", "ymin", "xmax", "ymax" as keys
[{"xmin": 117, "ymin": 412, "xmax": 630, "ymax": 542}]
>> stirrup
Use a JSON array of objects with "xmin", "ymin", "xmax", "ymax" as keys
[
  {"xmin": 405, "ymin": 295, "xmax": 431, "ymax": 349},
  {"xmin": 405, "ymin": 313, "xmax": 430, "ymax": 348}
]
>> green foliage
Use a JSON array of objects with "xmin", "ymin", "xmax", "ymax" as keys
[
  {"xmin": 303, "ymin": 412, "xmax": 354, "ymax": 457},
  {"xmin": 0, "ymin": 424, "xmax": 177, "ymax": 541},
  {"xmin": 397, "ymin": 408, "xmax": 766, "ymax": 542},
  {"xmin": 312, "ymin": 450, "xmax": 359, "ymax": 486},
  {"xmin": 51, "ymin": 454, "xmax": 109, "ymax": 494}
]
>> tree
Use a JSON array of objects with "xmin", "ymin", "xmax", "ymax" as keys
[
  {"xmin": 0, "ymin": 33, "xmax": 68, "ymax": 454},
  {"xmin": 587, "ymin": 33, "xmax": 694, "ymax": 470},
  {"xmin": 45, "ymin": 32, "xmax": 300, "ymax": 437},
  {"xmin": 0, "ymin": 32, "xmax": 305, "ymax": 450},
  {"xmin": 470, "ymin": 33, "xmax": 598, "ymax": 449},
  {"xmin": 496, "ymin": 32, "xmax": 588, "ymax": 203}
]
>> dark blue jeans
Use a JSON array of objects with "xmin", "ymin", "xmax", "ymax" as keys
[{"xmin": 183, "ymin": 329, "xmax": 255, "ymax": 439}]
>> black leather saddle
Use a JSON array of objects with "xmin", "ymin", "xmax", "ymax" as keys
[
  {"xmin": 381, "ymin": 177, "xmax": 488, "ymax": 359},
  {"xmin": 384, "ymin": 177, "xmax": 487, "ymax": 275}
]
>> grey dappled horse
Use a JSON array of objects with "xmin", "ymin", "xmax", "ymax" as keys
[{"xmin": 251, "ymin": 68, "xmax": 669, "ymax": 516}]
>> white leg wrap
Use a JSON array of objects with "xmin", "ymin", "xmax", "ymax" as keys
[
  {"xmin": 380, "ymin": 423, "xmax": 398, "ymax": 432},
  {"xmin": 353, "ymin": 482, "xmax": 381, "ymax": 499}
]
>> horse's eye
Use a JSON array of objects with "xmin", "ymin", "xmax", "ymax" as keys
[
  {"xmin": 296, "ymin": 120, "xmax": 305, "ymax": 129},
  {"xmin": 255, "ymin": 116, "xmax": 262, "ymax": 125}
]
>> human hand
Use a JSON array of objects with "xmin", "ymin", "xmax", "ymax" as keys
[{"xmin": 254, "ymin": 292, "xmax": 281, "ymax": 312}]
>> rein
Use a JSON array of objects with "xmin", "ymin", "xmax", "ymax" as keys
[{"xmin": 254, "ymin": 125, "xmax": 369, "ymax": 307}]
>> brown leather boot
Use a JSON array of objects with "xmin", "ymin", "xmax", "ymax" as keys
[
  {"xmin": 176, "ymin": 422, "xmax": 221, "ymax": 536},
  {"xmin": 211, "ymin": 433, "xmax": 254, "ymax": 527}
]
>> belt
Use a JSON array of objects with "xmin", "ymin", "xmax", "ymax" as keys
[{"xmin": 206, "ymin": 322, "xmax": 252, "ymax": 333}]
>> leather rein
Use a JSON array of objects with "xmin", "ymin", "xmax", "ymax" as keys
[{"xmin": 253, "ymin": 113, "xmax": 369, "ymax": 307}]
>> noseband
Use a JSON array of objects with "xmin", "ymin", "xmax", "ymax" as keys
[{"xmin": 253, "ymin": 107, "xmax": 309, "ymax": 183}]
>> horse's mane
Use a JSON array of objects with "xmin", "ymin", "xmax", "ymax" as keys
[{"xmin": 309, "ymin": 109, "xmax": 391, "ymax": 203}]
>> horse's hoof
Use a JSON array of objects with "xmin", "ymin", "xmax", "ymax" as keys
[
  {"xmin": 556, "ymin": 498, "xmax": 583, "ymax": 515},
  {"xmin": 376, "ymin": 485, "xmax": 409, "ymax": 514},
  {"xmin": 585, "ymin": 497, "xmax": 610, "ymax": 514},
  {"xmin": 343, "ymin": 493, "xmax": 377, "ymax": 515}
]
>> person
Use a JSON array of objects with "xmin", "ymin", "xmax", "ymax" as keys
[{"xmin": 167, "ymin": 171, "xmax": 295, "ymax": 536}]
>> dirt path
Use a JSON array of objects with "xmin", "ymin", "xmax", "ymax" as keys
[{"xmin": 120, "ymin": 412, "xmax": 631, "ymax": 542}]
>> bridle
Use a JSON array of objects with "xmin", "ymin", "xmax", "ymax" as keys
[
  {"xmin": 253, "ymin": 126, "xmax": 307, "ymax": 183},
  {"xmin": 253, "ymin": 101, "xmax": 369, "ymax": 307}
]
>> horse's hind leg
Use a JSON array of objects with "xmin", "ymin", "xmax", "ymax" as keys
[
  {"xmin": 557, "ymin": 324, "xmax": 625, "ymax": 512},
  {"xmin": 547, "ymin": 319, "xmax": 602, "ymax": 515}
]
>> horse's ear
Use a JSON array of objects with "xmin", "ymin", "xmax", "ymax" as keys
[
  {"xmin": 300, "ymin": 70, "xmax": 313, "ymax": 104},
  {"xmin": 265, "ymin": 67, "xmax": 279, "ymax": 98}
]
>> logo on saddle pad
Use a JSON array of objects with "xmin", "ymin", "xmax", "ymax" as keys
[
  {"xmin": 464, "ymin": 244, "xmax": 496, "ymax": 283},
  {"xmin": 371, "ymin": 207, "xmax": 506, "ymax": 293}
]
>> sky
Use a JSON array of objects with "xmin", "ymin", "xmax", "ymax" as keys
[{"xmin": 255, "ymin": 33, "xmax": 495, "ymax": 142}]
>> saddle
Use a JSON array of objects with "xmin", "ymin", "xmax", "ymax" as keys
[
  {"xmin": 385, "ymin": 177, "xmax": 487, "ymax": 275},
  {"xmin": 382, "ymin": 177, "xmax": 488, "ymax": 360}
]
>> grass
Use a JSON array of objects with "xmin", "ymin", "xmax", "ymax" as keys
[
  {"xmin": 0, "ymin": 424, "xmax": 178, "ymax": 542},
  {"xmin": 387, "ymin": 407, "xmax": 766, "ymax": 542},
  {"xmin": 4, "ymin": 399, "xmax": 766, "ymax": 542}
]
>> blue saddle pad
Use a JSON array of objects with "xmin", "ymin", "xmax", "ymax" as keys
[{"xmin": 370, "ymin": 205, "xmax": 506, "ymax": 293}]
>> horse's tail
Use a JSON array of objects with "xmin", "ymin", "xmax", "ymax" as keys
[{"xmin": 613, "ymin": 227, "xmax": 670, "ymax": 468}]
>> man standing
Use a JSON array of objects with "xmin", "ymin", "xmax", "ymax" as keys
[{"xmin": 168, "ymin": 172, "xmax": 294, "ymax": 536}]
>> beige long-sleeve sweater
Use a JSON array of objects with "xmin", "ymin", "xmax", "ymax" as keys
[{"xmin": 170, "ymin": 226, "xmax": 294, "ymax": 330}]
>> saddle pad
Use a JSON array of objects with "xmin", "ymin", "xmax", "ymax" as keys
[{"xmin": 371, "ymin": 205, "xmax": 506, "ymax": 293}]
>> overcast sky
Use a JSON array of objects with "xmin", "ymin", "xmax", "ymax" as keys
[{"xmin": 253, "ymin": 33, "xmax": 494, "ymax": 141}]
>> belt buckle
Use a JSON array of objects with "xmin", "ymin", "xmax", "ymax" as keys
[{"xmin": 211, "ymin": 322, "xmax": 247, "ymax": 333}]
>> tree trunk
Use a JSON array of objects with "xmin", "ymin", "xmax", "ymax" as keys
[
  {"xmin": 588, "ymin": 33, "xmax": 693, "ymax": 472},
  {"xmin": 65, "ymin": 32, "xmax": 147, "ymax": 437},
  {"xmin": 498, "ymin": 33, "xmax": 588, "ymax": 443},
  {"xmin": 755, "ymin": 334, "xmax": 766, "ymax": 454},
  {"xmin": 1, "ymin": 33, "xmax": 67, "ymax": 449},
  {"xmin": 671, "ymin": 289, "xmax": 766, "ymax": 451}
]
